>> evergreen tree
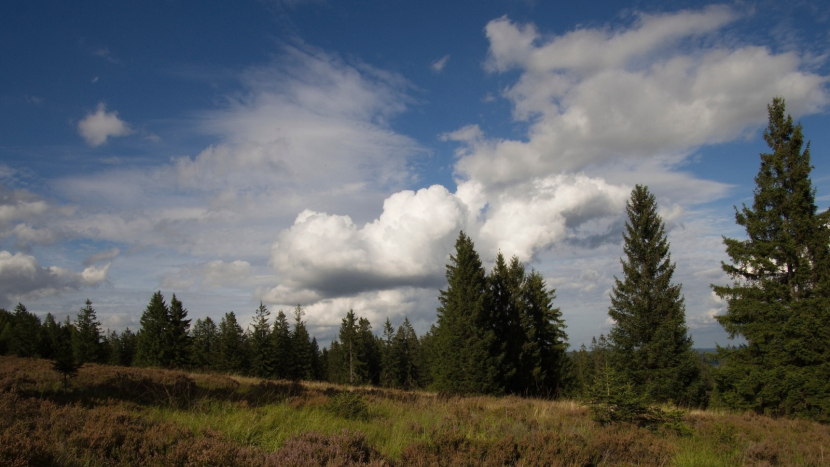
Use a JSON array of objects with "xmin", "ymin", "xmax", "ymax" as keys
[
  {"xmin": 487, "ymin": 253, "xmax": 524, "ymax": 393},
  {"xmin": 432, "ymin": 231, "xmax": 499, "ymax": 394},
  {"xmin": 608, "ymin": 185, "xmax": 701, "ymax": 406},
  {"xmin": 0, "ymin": 308, "xmax": 11, "ymax": 355},
  {"xmin": 190, "ymin": 318, "xmax": 218, "ymax": 370},
  {"xmin": 714, "ymin": 98, "xmax": 830, "ymax": 420},
  {"xmin": 271, "ymin": 310, "xmax": 292, "ymax": 379},
  {"xmin": 338, "ymin": 310, "xmax": 363, "ymax": 384},
  {"xmin": 123, "ymin": 328, "xmax": 138, "ymax": 366},
  {"xmin": 289, "ymin": 305, "xmax": 314, "ymax": 381},
  {"xmin": 217, "ymin": 311, "xmax": 246, "ymax": 374},
  {"xmin": 7, "ymin": 303, "xmax": 41, "ymax": 358},
  {"xmin": 357, "ymin": 317, "xmax": 381, "ymax": 385},
  {"xmin": 39, "ymin": 313, "xmax": 62, "ymax": 360},
  {"xmin": 392, "ymin": 317, "xmax": 421, "ymax": 390},
  {"xmin": 310, "ymin": 337, "xmax": 323, "ymax": 381},
  {"xmin": 52, "ymin": 317, "xmax": 79, "ymax": 391},
  {"xmin": 327, "ymin": 340, "xmax": 347, "ymax": 384},
  {"xmin": 520, "ymin": 270, "xmax": 570, "ymax": 397},
  {"xmin": 379, "ymin": 318, "xmax": 397, "ymax": 387},
  {"xmin": 167, "ymin": 294, "xmax": 191, "ymax": 368},
  {"xmin": 73, "ymin": 299, "xmax": 103, "ymax": 364},
  {"xmin": 249, "ymin": 302, "xmax": 276, "ymax": 378},
  {"xmin": 136, "ymin": 292, "xmax": 171, "ymax": 367}
]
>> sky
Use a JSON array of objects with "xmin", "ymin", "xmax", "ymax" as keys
[{"xmin": 1, "ymin": 0, "xmax": 829, "ymax": 349}]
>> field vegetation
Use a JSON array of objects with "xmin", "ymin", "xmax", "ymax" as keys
[{"xmin": 3, "ymin": 355, "xmax": 830, "ymax": 467}]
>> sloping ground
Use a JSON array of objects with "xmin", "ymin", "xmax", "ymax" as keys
[{"xmin": 1, "ymin": 355, "xmax": 828, "ymax": 466}]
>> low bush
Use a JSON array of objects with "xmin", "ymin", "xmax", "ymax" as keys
[{"xmin": 326, "ymin": 391, "xmax": 370, "ymax": 421}]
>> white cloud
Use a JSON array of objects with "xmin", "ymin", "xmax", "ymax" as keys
[
  {"xmin": 451, "ymin": 7, "xmax": 829, "ymax": 186},
  {"xmin": 179, "ymin": 45, "xmax": 421, "ymax": 193},
  {"xmin": 268, "ymin": 185, "xmax": 468, "ymax": 300},
  {"xmin": 431, "ymin": 54, "xmax": 450, "ymax": 72},
  {"xmin": 0, "ymin": 251, "xmax": 109, "ymax": 308},
  {"xmin": 77, "ymin": 103, "xmax": 133, "ymax": 147}
]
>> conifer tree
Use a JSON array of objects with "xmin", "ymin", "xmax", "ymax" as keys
[
  {"xmin": 52, "ymin": 317, "xmax": 79, "ymax": 391},
  {"xmin": 357, "ymin": 316, "xmax": 381, "ymax": 385},
  {"xmin": 249, "ymin": 302, "xmax": 276, "ymax": 378},
  {"xmin": 39, "ymin": 313, "xmax": 62, "ymax": 360},
  {"xmin": 73, "ymin": 299, "xmax": 103, "ymax": 364},
  {"xmin": 0, "ymin": 308, "xmax": 11, "ymax": 355},
  {"xmin": 608, "ymin": 185, "xmax": 700, "ymax": 405},
  {"xmin": 119, "ymin": 328, "xmax": 138, "ymax": 367},
  {"xmin": 167, "ymin": 294, "xmax": 191, "ymax": 368},
  {"xmin": 289, "ymin": 305, "xmax": 314, "ymax": 381},
  {"xmin": 190, "ymin": 317, "xmax": 218, "ymax": 370},
  {"xmin": 433, "ymin": 231, "xmax": 499, "ymax": 394},
  {"xmin": 487, "ymin": 253, "xmax": 524, "ymax": 392},
  {"xmin": 217, "ymin": 311, "xmax": 247, "ymax": 374},
  {"xmin": 392, "ymin": 317, "xmax": 421, "ymax": 389},
  {"xmin": 521, "ymin": 270, "xmax": 570, "ymax": 397},
  {"xmin": 714, "ymin": 98, "xmax": 830, "ymax": 420},
  {"xmin": 338, "ymin": 310, "xmax": 362, "ymax": 384},
  {"xmin": 8, "ymin": 303, "xmax": 41, "ymax": 358},
  {"xmin": 136, "ymin": 292, "xmax": 171, "ymax": 367},
  {"xmin": 310, "ymin": 337, "xmax": 323, "ymax": 380},
  {"xmin": 271, "ymin": 310, "xmax": 292, "ymax": 379},
  {"xmin": 379, "ymin": 318, "xmax": 397, "ymax": 388}
]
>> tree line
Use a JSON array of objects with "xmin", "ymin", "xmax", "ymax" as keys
[{"xmin": 1, "ymin": 97, "xmax": 827, "ymax": 420}]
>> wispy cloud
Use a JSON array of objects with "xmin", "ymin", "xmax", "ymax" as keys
[{"xmin": 431, "ymin": 54, "xmax": 450, "ymax": 72}]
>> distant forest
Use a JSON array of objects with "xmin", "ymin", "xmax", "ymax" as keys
[{"xmin": 2, "ymin": 98, "xmax": 829, "ymax": 422}]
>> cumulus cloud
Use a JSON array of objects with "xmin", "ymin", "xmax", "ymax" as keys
[
  {"xmin": 266, "ymin": 174, "xmax": 630, "ymax": 308},
  {"xmin": 77, "ymin": 103, "xmax": 133, "ymax": 147},
  {"xmin": 431, "ymin": 54, "xmax": 450, "ymax": 72},
  {"xmin": 0, "ymin": 251, "xmax": 109, "ymax": 308},
  {"xmin": 268, "ymin": 185, "xmax": 468, "ymax": 301},
  {"xmin": 450, "ymin": 7, "xmax": 828, "ymax": 185}
]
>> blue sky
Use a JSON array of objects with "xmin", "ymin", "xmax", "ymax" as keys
[{"xmin": 1, "ymin": 0, "xmax": 828, "ymax": 348}]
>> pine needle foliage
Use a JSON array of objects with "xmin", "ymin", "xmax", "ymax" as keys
[
  {"xmin": 608, "ymin": 185, "xmax": 702, "ymax": 406},
  {"xmin": 72, "ymin": 299, "xmax": 103, "ymax": 364},
  {"xmin": 713, "ymin": 98, "xmax": 830, "ymax": 421},
  {"xmin": 432, "ymin": 231, "xmax": 500, "ymax": 395}
]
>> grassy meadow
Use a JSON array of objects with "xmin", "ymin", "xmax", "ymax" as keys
[{"xmin": 2, "ymin": 355, "xmax": 829, "ymax": 466}]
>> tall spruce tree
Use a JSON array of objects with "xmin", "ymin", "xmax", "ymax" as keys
[
  {"xmin": 520, "ymin": 270, "xmax": 570, "ymax": 397},
  {"xmin": 73, "ymin": 299, "xmax": 103, "ymax": 364},
  {"xmin": 714, "ymin": 98, "xmax": 830, "ymax": 420},
  {"xmin": 392, "ymin": 317, "xmax": 421, "ymax": 390},
  {"xmin": 249, "ymin": 302, "xmax": 276, "ymax": 378},
  {"xmin": 487, "ymin": 253, "xmax": 524, "ymax": 393},
  {"xmin": 432, "ymin": 231, "xmax": 499, "ymax": 394},
  {"xmin": 8, "ymin": 303, "xmax": 41, "ymax": 358},
  {"xmin": 217, "ymin": 311, "xmax": 247, "ymax": 374},
  {"xmin": 136, "ymin": 292, "xmax": 171, "ymax": 367},
  {"xmin": 271, "ymin": 310, "xmax": 292, "ymax": 379},
  {"xmin": 608, "ymin": 185, "xmax": 701, "ymax": 406},
  {"xmin": 190, "ymin": 317, "xmax": 218, "ymax": 370},
  {"xmin": 288, "ymin": 305, "xmax": 314, "ymax": 381},
  {"xmin": 167, "ymin": 294, "xmax": 191, "ymax": 368},
  {"xmin": 379, "ymin": 318, "xmax": 397, "ymax": 388},
  {"xmin": 338, "ymin": 309, "xmax": 363, "ymax": 384}
]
